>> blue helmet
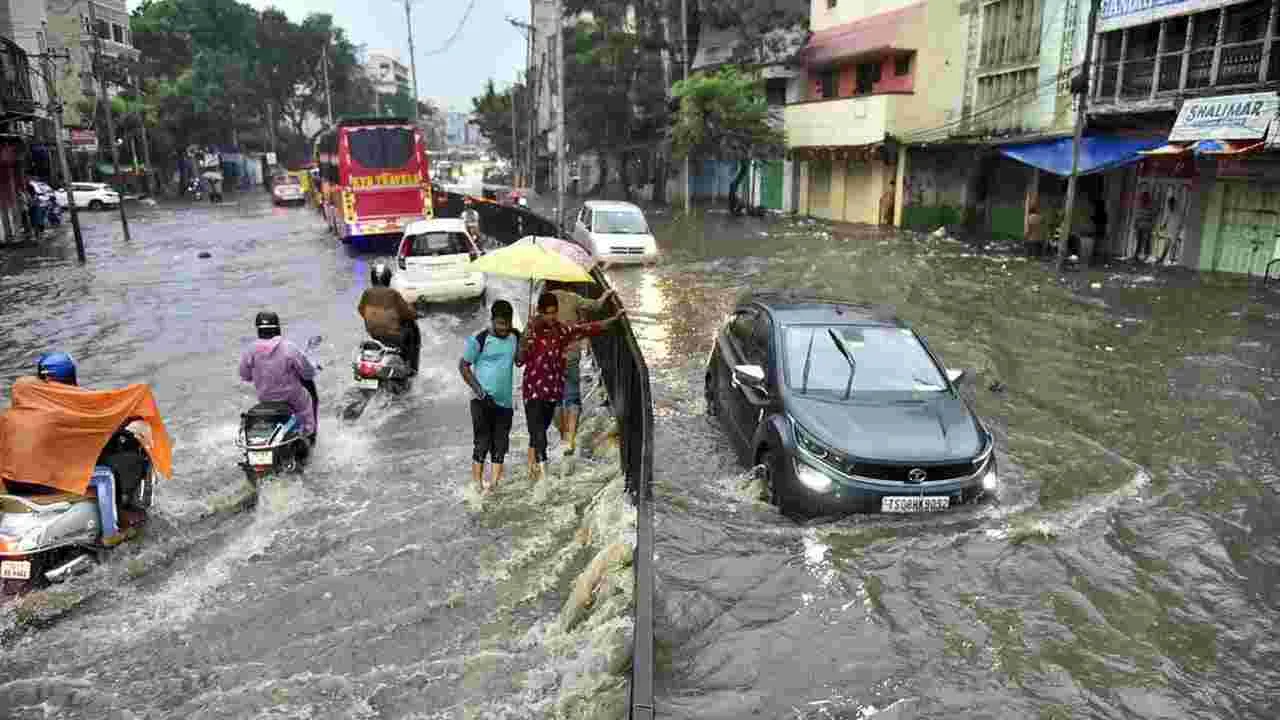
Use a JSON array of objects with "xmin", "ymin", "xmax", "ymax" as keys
[{"xmin": 36, "ymin": 352, "xmax": 77, "ymax": 385}]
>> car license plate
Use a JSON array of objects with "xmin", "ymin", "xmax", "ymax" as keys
[
  {"xmin": 248, "ymin": 450, "xmax": 274, "ymax": 466},
  {"xmin": 881, "ymin": 496, "xmax": 949, "ymax": 513},
  {"xmin": 1, "ymin": 560, "xmax": 31, "ymax": 580},
  {"xmin": 357, "ymin": 378, "xmax": 379, "ymax": 390}
]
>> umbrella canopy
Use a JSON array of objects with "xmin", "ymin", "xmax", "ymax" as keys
[
  {"xmin": 535, "ymin": 236, "xmax": 595, "ymax": 268},
  {"xmin": 468, "ymin": 236, "xmax": 595, "ymax": 284}
]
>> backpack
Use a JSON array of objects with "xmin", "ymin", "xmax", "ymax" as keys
[{"xmin": 475, "ymin": 328, "xmax": 520, "ymax": 354}]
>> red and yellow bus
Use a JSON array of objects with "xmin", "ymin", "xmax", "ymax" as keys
[{"xmin": 315, "ymin": 117, "xmax": 432, "ymax": 244}]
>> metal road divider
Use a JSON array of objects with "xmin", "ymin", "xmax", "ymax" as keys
[{"xmin": 446, "ymin": 191, "xmax": 656, "ymax": 719}]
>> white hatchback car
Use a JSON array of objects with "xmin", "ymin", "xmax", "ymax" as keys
[
  {"xmin": 390, "ymin": 218, "xmax": 486, "ymax": 304},
  {"xmin": 54, "ymin": 182, "xmax": 121, "ymax": 210},
  {"xmin": 572, "ymin": 200, "xmax": 659, "ymax": 264}
]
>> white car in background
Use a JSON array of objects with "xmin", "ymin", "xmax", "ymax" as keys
[
  {"xmin": 572, "ymin": 200, "xmax": 659, "ymax": 265},
  {"xmin": 390, "ymin": 218, "xmax": 486, "ymax": 305},
  {"xmin": 271, "ymin": 175, "xmax": 305, "ymax": 205},
  {"xmin": 54, "ymin": 182, "xmax": 121, "ymax": 210}
]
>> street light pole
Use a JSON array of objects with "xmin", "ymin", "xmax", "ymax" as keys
[
  {"xmin": 1056, "ymin": 0, "xmax": 1101, "ymax": 272},
  {"xmin": 554, "ymin": 0, "xmax": 566, "ymax": 234},
  {"xmin": 89, "ymin": 1, "xmax": 130, "ymax": 241},
  {"xmin": 681, "ymin": 0, "xmax": 690, "ymax": 214},
  {"xmin": 37, "ymin": 34, "xmax": 84, "ymax": 262},
  {"xmin": 511, "ymin": 81, "xmax": 519, "ymax": 185},
  {"xmin": 404, "ymin": 0, "xmax": 421, "ymax": 122},
  {"xmin": 322, "ymin": 36, "xmax": 334, "ymax": 125}
]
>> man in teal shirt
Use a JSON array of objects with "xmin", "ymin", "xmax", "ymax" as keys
[{"xmin": 459, "ymin": 300, "xmax": 520, "ymax": 495}]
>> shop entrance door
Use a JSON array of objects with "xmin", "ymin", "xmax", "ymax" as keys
[
  {"xmin": 1208, "ymin": 181, "xmax": 1280, "ymax": 276},
  {"xmin": 1123, "ymin": 178, "xmax": 1191, "ymax": 259}
]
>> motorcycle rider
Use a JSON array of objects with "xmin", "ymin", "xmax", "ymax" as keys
[
  {"xmin": 357, "ymin": 262, "xmax": 422, "ymax": 374},
  {"xmin": 238, "ymin": 311, "xmax": 319, "ymax": 446},
  {"xmin": 36, "ymin": 351, "xmax": 78, "ymax": 385}
]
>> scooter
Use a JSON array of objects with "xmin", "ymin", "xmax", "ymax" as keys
[
  {"xmin": 1, "ymin": 424, "xmax": 156, "ymax": 594},
  {"xmin": 342, "ymin": 339, "xmax": 414, "ymax": 420},
  {"xmin": 186, "ymin": 178, "xmax": 203, "ymax": 201},
  {"xmin": 236, "ymin": 336, "xmax": 322, "ymax": 485}
]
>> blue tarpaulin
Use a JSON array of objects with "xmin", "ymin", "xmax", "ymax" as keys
[{"xmin": 998, "ymin": 136, "xmax": 1167, "ymax": 176}]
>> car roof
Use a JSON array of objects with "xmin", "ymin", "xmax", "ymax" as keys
[
  {"xmin": 404, "ymin": 218, "xmax": 467, "ymax": 235},
  {"xmin": 584, "ymin": 200, "xmax": 642, "ymax": 212},
  {"xmin": 741, "ymin": 290, "xmax": 905, "ymax": 327}
]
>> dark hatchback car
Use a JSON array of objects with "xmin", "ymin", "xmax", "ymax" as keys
[{"xmin": 704, "ymin": 293, "xmax": 998, "ymax": 517}]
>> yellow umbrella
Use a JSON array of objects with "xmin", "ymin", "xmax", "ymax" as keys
[{"xmin": 468, "ymin": 236, "xmax": 597, "ymax": 313}]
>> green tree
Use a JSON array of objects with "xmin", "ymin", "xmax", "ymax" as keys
[
  {"xmin": 670, "ymin": 66, "xmax": 785, "ymax": 213},
  {"xmin": 470, "ymin": 79, "xmax": 525, "ymax": 161}
]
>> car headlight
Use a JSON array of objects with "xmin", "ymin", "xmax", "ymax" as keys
[
  {"xmin": 793, "ymin": 420, "xmax": 840, "ymax": 465},
  {"xmin": 982, "ymin": 464, "xmax": 998, "ymax": 491},
  {"xmin": 795, "ymin": 459, "xmax": 833, "ymax": 492}
]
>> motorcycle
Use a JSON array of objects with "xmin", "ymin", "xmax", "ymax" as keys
[
  {"xmin": 186, "ymin": 178, "xmax": 204, "ymax": 201},
  {"xmin": 342, "ymin": 339, "xmax": 414, "ymax": 420},
  {"xmin": 236, "ymin": 336, "xmax": 322, "ymax": 485},
  {"xmin": 0, "ymin": 382, "xmax": 170, "ymax": 595}
]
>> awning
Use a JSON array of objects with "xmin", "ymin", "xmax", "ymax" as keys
[
  {"xmin": 1138, "ymin": 139, "xmax": 1264, "ymax": 156},
  {"xmin": 997, "ymin": 136, "xmax": 1166, "ymax": 176},
  {"xmin": 800, "ymin": 2, "xmax": 924, "ymax": 67}
]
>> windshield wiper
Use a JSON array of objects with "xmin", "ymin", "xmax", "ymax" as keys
[
  {"xmin": 827, "ymin": 329, "xmax": 857, "ymax": 400},
  {"xmin": 801, "ymin": 328, "xmax": 816, "ymax": 395}
]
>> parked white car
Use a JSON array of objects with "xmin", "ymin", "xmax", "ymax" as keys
[
  {"xmin": 54, "ymin": 183, "xmax": 121, "ymax": 210},
  {"xmin": 271, "ymin": 175, "xmax": 305, "ymax": 205},
  {"xmin": 390, "ymin": 218, "xmax": 486, "ymax": 305},
  {"xmin": 571, "ymin": 200, "xmax": 659, "ymax": 264}
]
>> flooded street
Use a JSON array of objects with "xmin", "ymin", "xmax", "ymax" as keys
[
  {"xmin": 0, "ymin": 196, "xmax": 634, "ymax": 719},
  {"xmin": 599, "ymin": 209, "xmax": 1280, "ymax": 719}
]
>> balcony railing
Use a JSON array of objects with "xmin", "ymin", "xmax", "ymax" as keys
[
  {"xmin": 0, "ymin": 38, "xmax": 36, "ymax": 119},
  {"xmin": 1094, "ymin": 0, "xmax": 1280, "ymax": 106}
]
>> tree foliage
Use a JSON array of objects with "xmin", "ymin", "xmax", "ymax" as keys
[
  {"xmin": 126, "ymin": 0, "xmax": 377, "ymax": 180},
  {"xmin": 470, "ymin": 79, "xmax": 527, "ymax": 160},
  {"xmin": 670, "ymin": 67, "xmax": 785, "ymax": 161}
]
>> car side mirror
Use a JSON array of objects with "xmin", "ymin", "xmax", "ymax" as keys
[
  {"xmin": 946, "ymin": 368, "xmax": 966, "ymax": 385},
  {"xmin": 733, "ymin": 364, "xmax": 767, "ymax": 390}
]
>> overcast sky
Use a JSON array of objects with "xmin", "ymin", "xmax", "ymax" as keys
[{"xmin": 127, "ymin": 0, "xmax": 532, "ymax": 112}]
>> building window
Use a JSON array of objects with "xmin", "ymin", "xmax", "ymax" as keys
[
  {"xmin": 819, "ymin": 69, "xmax": 837, "ymax": 99},
  {"xmin": 112, "ymin": 23, "xmax": 123, "ymax": 43},
  {"xmin": 894, "ymin": 54, "xmax": 912, "ymax": 76},
  {"xmin": 1095, "ymin": 0, "xmax": 1280, "ymax": 104},
  {"xmin": 95, "ymin": 19, "xmax": 109, "ymax": 40},
  {"xmin": 765, "ymin": 77, "xmax": 788, "ymax": 105},
  {"xmin": 979, "ymin": 0, "xmax": 1045, "ymax": 70},
  {"xmin": 854, "ymin": 61, "xmax": 880, "ymax": 94},
  {"xmin": 827, "ymin": 0, "xmax": 837, "ymax": 7}
]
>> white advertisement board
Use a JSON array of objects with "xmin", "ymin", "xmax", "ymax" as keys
[{"xmin": 1169, "ymin": 91, "xmax": 1279, "ymax": 142}]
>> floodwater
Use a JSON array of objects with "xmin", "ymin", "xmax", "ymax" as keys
[
  {"xmin": 598, "ymin": 208, "xmax": 1280, "ymax": 719},
  {"xmin": 0, "ymin": 196, "xmax": 635, "ymax": 719}
]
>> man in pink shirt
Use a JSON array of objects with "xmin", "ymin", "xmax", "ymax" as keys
[{"xmin": 238, "ymin": 311, "xmax": 318, "ymax": 441}]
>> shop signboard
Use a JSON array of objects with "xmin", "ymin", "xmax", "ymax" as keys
[
  {"xmin": 1169, "ymin": 92, "xmax": 1279, "ymax": 142},
  {"xmin": 69, "ymin": 128, "xmax": 98, "ymax": 153},
  {"xmin": 1100, "ymin": 0, "xmax": 1241, "ymax": 33}
]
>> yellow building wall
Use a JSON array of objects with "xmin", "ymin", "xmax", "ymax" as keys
[{"xmin": 810, "ymin": 0, "xmax": 921, "ymax": 31}]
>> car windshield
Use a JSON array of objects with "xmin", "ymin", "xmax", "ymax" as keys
[
  {"xmin": 277, "ymin": 176, "xmax": 300, "ymax": 186},
  {"xmin": 593, "ymin": 209, "xmax": 648, "ymax": 234},
  {"xmin": 783, "ymin": 324, "xmax": 947, "ymax": 397},
  {"xmin": 405, "ymin": 231, "xmax": 471, "ymax": 257}
]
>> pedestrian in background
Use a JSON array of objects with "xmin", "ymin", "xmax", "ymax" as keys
[
  {"xmin": 459, "ymin": 300, "xmax": 520, "ymax": 495},
  {"xmin": 543, "ymin": 280, "xmax": 617, "ymax": 457},
  {"xmin": 1155, "ymin": 194, "xmax": 1183, "ymax": 266},
  {"xmin": 1132, "ymin": 191, "xmax": 1156, "ymax": 262},
  {"xmin": 517, "ymin": 291, "xmax": 624, "ymax": 482}
]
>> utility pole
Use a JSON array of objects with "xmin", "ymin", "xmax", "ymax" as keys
[
  {"xmin": 404, "ymin": 0, "xmax": 421, "ymax": 122},
  {"xmin": 554, "ymin": 0, "xmax": 566, "ymax": 234},
  {"xmin": 508, "ymin": 16, "xmax": 536, "ymax": 188},
  {"xmin": 37, "ymin": 33, "xmax": 84, "ymax": 262},
  {"xmin": 681, "ymin": 0, "xmax": 690, "ymax": 214},
  {"xmin": 1057, "ymin": 0, "xmax": 1101, "ymax": 272},
  {"xmin": 527, "ymin": 27, "xmax": 536, "ymax": 191},
  {"xmin": 322, "ymin": 36, "xmax": 334, "ymax": 125},
  {"xmin": 511, "ymin": 81, "xmax": 519, "ymax": 185},
  {"xmin": 89, "ymin": 1, "xmax": 130, "ymax": 241}
]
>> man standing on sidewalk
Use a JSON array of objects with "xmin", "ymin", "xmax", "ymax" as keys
[{"xmin": 459, "ymin": 300, "xmax": 520, "ymax": 495}]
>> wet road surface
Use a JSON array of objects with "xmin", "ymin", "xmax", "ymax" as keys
[
  {"xmin": 0, "ymin": 195, "xmax": 634, "ymax": 719},
  {"xmin": 588, "ymin": 207, "xmax": 1280, "ymax": 720}
]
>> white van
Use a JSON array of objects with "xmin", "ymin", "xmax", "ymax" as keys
[{"xmin": 390, "ymin": 218, "xmax": 486, "ymax": 304}]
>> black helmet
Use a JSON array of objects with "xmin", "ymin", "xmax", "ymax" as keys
[
  {"xmin": 371, "ymin": 262, "xmax": 392, "ymax": 288},
  {"xmin": 255, "ymin": 310, "xmax": 281, "ymax": 339}
]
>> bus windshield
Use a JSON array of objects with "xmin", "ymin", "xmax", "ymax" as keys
[{"xmin": 348, "ymin": 127, "xmax": 415, "ymax": 170}]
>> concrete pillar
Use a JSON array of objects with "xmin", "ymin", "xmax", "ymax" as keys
[{"xmin": 893, "ymin": 144, "xmax": 908, "ymax": 227}]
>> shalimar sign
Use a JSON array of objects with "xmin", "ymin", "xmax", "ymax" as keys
[
  {"xmin": 350, "ymin": 173, "xmax": 419, "ymax": 188},
  {"xmin": 1169, "ymin": 91, "xmax": 1279, "ymax": 142},
  {"xmin": 1099, "ymin": 0, "xmax": 1238, "ymax": 33}
]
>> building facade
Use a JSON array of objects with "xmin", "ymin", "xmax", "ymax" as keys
[
  {"xmin": 787, "ymin": 0, "xmax": 970, "ymax": 226},
  {"xmin": 1087, "ymin": 0, "xmax": 1280, "ymax": 275}
]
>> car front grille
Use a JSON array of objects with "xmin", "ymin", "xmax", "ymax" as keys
[{"xmin": 846, "ymin": 460, "xmax": 976, "ymax": 482}]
